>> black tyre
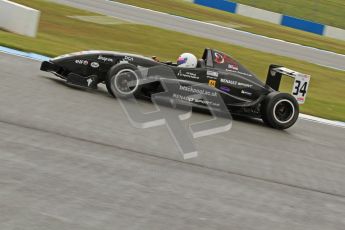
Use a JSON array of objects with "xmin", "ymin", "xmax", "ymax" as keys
[
  {"xmin": 106, "ymin": 63, "xmax": 142, "ymax": 98},
  {"xmin": 261, "ymin": 92, "xmax": 299, "ymax": 129}
]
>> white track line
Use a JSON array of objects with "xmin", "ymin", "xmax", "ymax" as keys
[{"xmin": 299, "ymin": 114, "xmax": 345, "ymax": 128}]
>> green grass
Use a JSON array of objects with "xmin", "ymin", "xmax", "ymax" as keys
[
  {"xmin": 1, "ymin": 0, "xmax": 344, "ymax": 121},
  {"xmin": 234, "ymin": 0, "xmax": 345, "ymax": 29},
  {"xmin": 116, "ymin": 0, "xmax": 345, "ymax": 54}
]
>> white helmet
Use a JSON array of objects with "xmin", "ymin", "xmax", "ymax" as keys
[{"xmin": 177, "ymin": 53, "xmax": 197, "ymax": 68}]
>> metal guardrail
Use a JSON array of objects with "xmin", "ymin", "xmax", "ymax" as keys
[{"xmin": 190, "ymin": 0, "xmax": 345, "ymax": 41}]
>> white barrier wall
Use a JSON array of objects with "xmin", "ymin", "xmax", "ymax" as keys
[
  {"xmin": 324, "ymin": 26, "xmax": 345, "ymax": 41},
  {"xmin": 188, "ymin": 0, "xmax": 345, "ymax": 41},
  {"xmin": 236, "ymin": 4, "xmax": 282, "ymax": 24},
  {"xmin": 0, "ymin": 0, "xmax": 40, "ymax": 37}
]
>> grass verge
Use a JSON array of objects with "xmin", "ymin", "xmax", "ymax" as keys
[
  {"xmin": 116, "ymin": 0, "xmax": 345, "ymax": 54},
  {"xmin": 1, "ymin": 0, "xmax": 344, "ymax": 121}
]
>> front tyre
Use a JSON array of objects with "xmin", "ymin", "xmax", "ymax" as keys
[
  {"xmin": 106, "ymin": 63, "xmax": 142, "ymax": 99},
  {"xmin": 261, "ymin": 92, "xmax": 299, "ymax": 129}
]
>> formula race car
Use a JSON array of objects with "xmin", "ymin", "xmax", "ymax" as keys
[{"xmin": 40, "ymin": 48, "xmax": 310, "ymax": 129}]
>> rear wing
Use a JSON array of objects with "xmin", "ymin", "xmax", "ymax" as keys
[{"xmin": 266, "ymin": 65, "xmax": 311, "ymax": 104}]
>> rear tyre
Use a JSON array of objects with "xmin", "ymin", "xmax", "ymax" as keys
[
  {"xmin": 261, "ymin": 92, "xmax": 299, "ymax": 129},
  {"xmin": 106, "ymin": 63, "xmax": 142, "ymax": 98}
]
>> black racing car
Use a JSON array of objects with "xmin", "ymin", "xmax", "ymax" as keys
[{"xmin": 40, "ymin": 48, "xmax": 310, "ymax": 129}]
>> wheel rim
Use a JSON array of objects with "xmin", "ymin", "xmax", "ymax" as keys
[
  {"xmin": 113, "ymin": 69, "xmax": 139, "ymax": 95},
  {"xmin": 273, "ymin": 99, "xmax": 295, "ymax": 124}
]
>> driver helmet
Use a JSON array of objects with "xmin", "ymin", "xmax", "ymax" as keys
[{"xmin": 177, "ymin": 53, "xmax": 197, "ymax": 68}]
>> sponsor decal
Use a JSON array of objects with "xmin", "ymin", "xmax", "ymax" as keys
[
  {"xmin": 220, "ymin": 86, "xmax": 230, "ymax": 92},
  {"xmin": 75, "ymin": 60, "xmax": 88, "ymax": 65},
  {"xmin": 214, "ymin": 52, "xmax": 224, "ymax": 64},
  {"xmin": 220, "ymin": 78, "xmax": 237, "ymax": 85},
  {"xmin": 90, "ymin": 62, "xmax": 99, "ymax": 68},
  {"xmin": 177, "ymin": 56, "xmax": 188, "ymax": 65},
  {"xmin": 226, "ymin": 69, "xmax": 252, "ymax": 77},
  {"xmin": 173, "ymin": 94, "xmax": 220, "ymax": 107},
  {"xmin": 179, "ymin": 85, "xmax": 217, "ymax": 97},
  {"xmin": 225, "ymin": 56, "xmax": 239, "ymax": 71},
  {"xmin": 214, "ymin": 52, "xmax": 239, "ymax": 70},
  {"xmin": 98, "ymin": 55, "xmax": 113, "ymax": 62},
  {"xmin": 237, "ymin": 82, "xmax": 253, "ymax": 88},
  {"xmin": 177, "ymin": 70, "xmax": 199, "ymax": 80},
  {"xmin": 297, "ymin": 97, "xmax": 304, "ymax": 102},
  {"xmin": 207, "ymin": 76, "xmax": 217, "ymax": 80},
  {"xmin": 206, "ymin": 70, "xmax": 219, "ymax": 78},
  {"xmin": 220, "ymin": 79, "xmax": 253, "ymax": 88},
  {"xmin": 119, "ymin": 60, "xmax": 129, "ymax": 64},
  {"xmin": 124, "ymin": 56, "xmax": 134, "ymax": 62},
  {"xmin": 208, "ymin": 80, "xmax": 216, "ymax": 88},
  {"xmin": 228, "ymin": 64, "xmax": 239, "ymax": 71},
  {"xmin": 87, "ymin": 78, "xmax": 93, "ymax": 86},
  {"xmin": 241, "ymin": 90, "xmax": 252, "ymax": 96}
]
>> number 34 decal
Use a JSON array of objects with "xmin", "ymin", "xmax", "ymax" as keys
[{"xmin": 292, "ymin": 75, "xmax": 310, "ymax": 104}]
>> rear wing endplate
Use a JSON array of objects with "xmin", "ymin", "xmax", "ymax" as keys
[{"xmin": 266, "ymin": 65, "xmax": 311, "ymax": 104}]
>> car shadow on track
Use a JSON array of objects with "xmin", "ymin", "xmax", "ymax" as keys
[
  {"xmin": 43, "ymin": 75, "xmax": 291, "ymax": 133},
  {"xmin": 43, "ymin": 75, "xmax": 110, "ymax": 96}
]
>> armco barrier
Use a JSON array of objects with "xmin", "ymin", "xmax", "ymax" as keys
[
  {"xmin": 190, "ymin": 0, "xmax": 345, "ymax": 41},
  {"xmin": 0, "ymin": 0, "xmax": 40, "ymax": 37}
]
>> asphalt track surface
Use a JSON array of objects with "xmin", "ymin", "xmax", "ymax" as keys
[
  {"xmin": 51, "ymin": 0, "xmax": 345, "ymax": 71},
  {"xmin": 1, "ymin": 51, "xmax": 345, "ymax": 229}
]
